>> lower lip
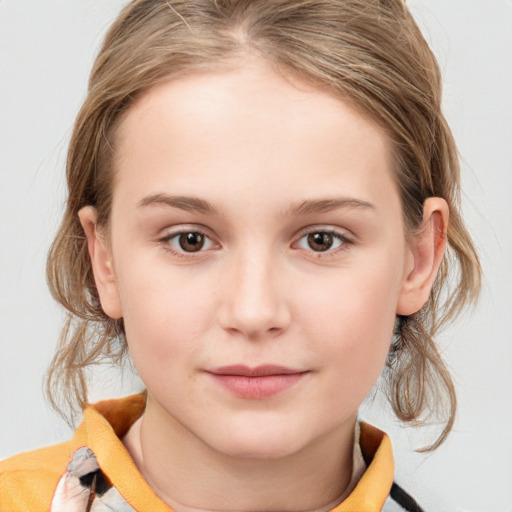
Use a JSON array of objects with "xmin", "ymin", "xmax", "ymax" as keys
[{"xmin": 207, "ymin": 373, "xmax": 306, "ymax": 399}]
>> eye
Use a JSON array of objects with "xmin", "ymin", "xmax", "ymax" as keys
[
  {"xmin": 164, "ymin": 231, "xmax": 215, "ymax": 253},
  {"xmin": 295, "ymin": 230, "xmax": 348, "ymax": 253}
]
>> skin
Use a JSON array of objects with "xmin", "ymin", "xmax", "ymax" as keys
[{"xmin": 80, "ymin": 59, "xmax": 448, "ymax": 512}]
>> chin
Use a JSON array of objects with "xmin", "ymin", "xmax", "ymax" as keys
[{"xmin": 202, "ymin": 416, "xmax": 323, "ymax": 460}]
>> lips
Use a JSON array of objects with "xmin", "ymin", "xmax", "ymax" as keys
[{"xmin": 205, "ymin": 365, "xmax": 308, "ymax": 399}]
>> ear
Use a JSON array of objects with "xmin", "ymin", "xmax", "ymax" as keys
[
  {"xmin": 78, "ymin": 206, "xmax": 123, "ymax": 319},
  {"xmin": 397, "ymin": 197, "xmax": 449, "ymax": 316}
]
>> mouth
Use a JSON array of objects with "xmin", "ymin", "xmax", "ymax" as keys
[{"xmin": 205, "ymin": 365, "xmax": 309, "ymax": 399}]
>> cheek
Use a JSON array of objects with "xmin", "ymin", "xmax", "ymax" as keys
[
  {"xmin": 297, "ymin": 261, "xmax": 401, "ymax": 393},
  {"xmin": 115, "ymin": 265, "xmax": 215, "ymax": 370},
  {"xmin": 121, "ymin": 290, "xmax": 208, "ymax": 404}
]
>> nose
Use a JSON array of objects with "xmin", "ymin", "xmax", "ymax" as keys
[{"xmin": 218, "ymin": 250, "xmax": 291, "ymax": 340}]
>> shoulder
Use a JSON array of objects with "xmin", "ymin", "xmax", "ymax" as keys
[
  {"xmin": 0, "ymin": 395, "xmax": 147, "ymax": 512},
  {"xmin": 0, "ymin": 440, "xmax": 75, "ymax": 511}
]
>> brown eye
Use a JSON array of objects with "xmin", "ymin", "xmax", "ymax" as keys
[
  {"xmin": 307, "ymin": 232, "xmax": 334, "ymax": 252},
  {"xmin": 295, "ymin": 230, "xmax": 348, "ymax": 254},
  {"xmin": 178, "ymin": 232, "xmax": 205, "ymax": 252},
  {"xmin": 163, "ymin": 229, "xmax": 215, "ymax": 256}
]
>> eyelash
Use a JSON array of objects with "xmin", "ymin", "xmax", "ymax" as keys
[
  {"xmin": 158, "ymin": 227, "xmax": 353, "ymax": 258},
  {"xmin": 159, "ymin": 228, "xmax": 217, "ymax": 258},
  {"xmin": 294, "ymin": 229, "xmax": 353, "ymax": 257}
]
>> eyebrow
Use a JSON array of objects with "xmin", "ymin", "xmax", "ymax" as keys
[
  {"xmin": 137, "ymin": 193, "xmax": 374, "ymax": 216},
  {"xmin": 290, "ymin": 198, "xmax": 375, "ymax": 216},
  {"xmin": 137, "ymin": 193, "xmax": 218, "ymax": 215}
]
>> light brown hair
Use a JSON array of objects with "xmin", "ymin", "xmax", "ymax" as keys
[{"xmin": 46, "ymin": 0, "xmax": 481, "ymax": 449}]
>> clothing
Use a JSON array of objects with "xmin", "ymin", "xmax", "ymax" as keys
[{"xmin": 0, "ymin": 394, "xmax": 423, "ymax": 512}]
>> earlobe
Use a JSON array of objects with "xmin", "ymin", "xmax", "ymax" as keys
[
  {"xmin": 397, "ymin": 197, "xmax": 449, "ymax": 316},
  {"xmin": 78, "ymin": 206, "xmax": 123, "ymax": 319}
]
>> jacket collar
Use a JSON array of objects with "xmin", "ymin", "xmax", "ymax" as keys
[{"xmin": 78, "ymin": 394, "xmax": 394, "ymax": 511}]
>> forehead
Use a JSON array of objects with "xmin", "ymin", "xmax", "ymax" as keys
[{"xmin": 112, "ymin": 60, "xmax": 398, "ymax": 213}]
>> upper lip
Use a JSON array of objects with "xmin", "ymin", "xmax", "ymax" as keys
[{"xmin": 206, "ymin": 365, "xmax": 306, "ymax": 377}]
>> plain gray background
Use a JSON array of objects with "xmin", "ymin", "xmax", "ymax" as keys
[{"xmin": 1, "ymin": 1, "xmax": 511, "ymax": 511}]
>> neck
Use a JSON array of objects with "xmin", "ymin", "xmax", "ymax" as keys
[{"xmin": 123, "ymin": 395, "xmax": 357, "ymax": 512}]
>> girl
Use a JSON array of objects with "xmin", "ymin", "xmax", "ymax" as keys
[{"xmin": 0, "ymin": 1, "xmax": 483, "ymax": 511}]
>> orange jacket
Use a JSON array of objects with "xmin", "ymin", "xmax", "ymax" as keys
[{"xmin": 0, "ymin": 394, "xmax": 420, "ymax": 512}]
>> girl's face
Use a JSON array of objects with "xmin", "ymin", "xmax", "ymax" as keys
[{"xmin": 83, "ymin": 61, "xmax": 438, "ymax": 459}]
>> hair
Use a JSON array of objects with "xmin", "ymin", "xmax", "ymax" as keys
[{"xmin": 46, "ymin": 0, "xmax": 481, "ymax": 450}]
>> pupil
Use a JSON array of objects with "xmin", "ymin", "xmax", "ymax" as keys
[
  {"xmin": 179, "ymin": 232, "xmax": 204, "ymax": 252},
  {"xmin": 308, "ymin": 232, "xmax": 333, "ymax": 252}
]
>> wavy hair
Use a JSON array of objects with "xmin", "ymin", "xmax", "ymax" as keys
[{"xmin": 46, "ymin": 0, "xmax": 481, "ymax": 449}]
